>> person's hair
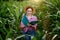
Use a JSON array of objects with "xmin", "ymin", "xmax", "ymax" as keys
[{"xmin": 24, "ymin": 6, "xmax": 35, "ymax": 14}]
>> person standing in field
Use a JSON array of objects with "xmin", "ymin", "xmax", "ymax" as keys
[{"xmin": 20, "ymin": 6, "xmax": 38, "ymax": 40}]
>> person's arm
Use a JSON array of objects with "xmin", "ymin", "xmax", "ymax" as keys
[
  {"xmin": 19, "ymin": 14, "xmax": 25, "ymax": 29},
  {"xmin": 20, "ymin": 21, "xmax": 25, "ymax": 29},
  {"xmin": 32, "ymin": 23, "xmax": 37, "ymax": 30},
  {"xmin": 32, "ymin": 16, "xmax": 38, "ymax": 30}
]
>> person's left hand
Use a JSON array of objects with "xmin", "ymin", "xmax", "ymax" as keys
[{"xmin": 28, "ymin": 24, "xmax": 33, "ymax": 27}]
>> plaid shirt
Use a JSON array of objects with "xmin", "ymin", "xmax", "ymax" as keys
[{"xmin": 20, "ymin": 15, "xmax": 37, "ymax": 32}]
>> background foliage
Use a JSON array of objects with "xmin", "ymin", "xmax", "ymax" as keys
[{"xmin": 0, "ymin": 0, "xmax": 60, "ymax": 40}]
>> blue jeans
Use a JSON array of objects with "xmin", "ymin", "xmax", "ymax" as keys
[{"xmin": 24, "ymin": 30, "xmax": 36, "ymax": 40}]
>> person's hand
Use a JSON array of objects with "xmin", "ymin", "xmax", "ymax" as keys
[
  {"xmin": 28, "ymin": 24, "xmax": 34, "ymax": 27},
  {"xmin": 28, "ymin": 24, "xmax": 33, "ymax": 26}
]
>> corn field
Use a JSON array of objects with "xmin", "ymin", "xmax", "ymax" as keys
[{"xmin": 0, "ymin": 0, "xmax": 60, "ymax": 40}]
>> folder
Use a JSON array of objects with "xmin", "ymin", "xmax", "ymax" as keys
[{"xmin": 22, "ymin": 14, "xmax": 29, "ymax": 27}]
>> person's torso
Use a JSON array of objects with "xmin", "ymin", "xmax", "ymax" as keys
[{"xmin": 23, "ymin": 15, "xmax": 37, "ymax": 32}]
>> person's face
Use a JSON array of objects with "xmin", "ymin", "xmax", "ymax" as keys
[{"xmin": 26, "ymin": 8, "xmax": 33, "ymax": 15}]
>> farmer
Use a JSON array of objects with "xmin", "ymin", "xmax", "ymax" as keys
[{"xmin": 20, "ymin": 6, "xmax": 38, "ymax": 40}]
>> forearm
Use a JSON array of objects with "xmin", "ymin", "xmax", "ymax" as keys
[
  {"xmin": 20, "ymin": 22, "xmax": 25, "ymax": 29},
  {"xmin": 33, "ymin": 24, "xmax": 37, "ymax": 30},
  {"xmin": 29, "ymin": 24, "xmax": 37, "ymax": 30}
]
